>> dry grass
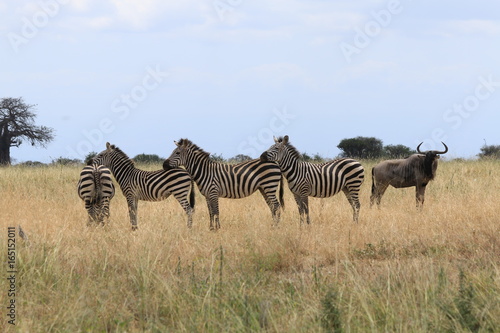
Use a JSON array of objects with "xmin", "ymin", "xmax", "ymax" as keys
[{"xmin": 1, "ymin": 159, "xmax": 499, "ymax": 332}]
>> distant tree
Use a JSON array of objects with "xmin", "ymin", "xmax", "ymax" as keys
[
  {"xmin": 133, "ymin": 153, "xmax": 164, "ymax": 164},
  {"xmin": 383, "ymin": 144, "xmax": 415, "ymax": 159},
  {"xmin": 51, "ymin": 157, "xmax": 82, "ymax": 166},
  {"xmin": 210, "ymin": 153, "xmax": 225, "ymax": 163},
  {"xmin": 18, "ymin": 160, "xmax": 46, "ymax": 167},
  {"xmin": 337, "ymin": 136, "xmax": 383, "ymax": 159},
  {"xmin": 0, "ymin": 97, "xmax": 54, "ymax": 165},
  {"xmin": 84, "ymin": 151, "xmax": 98, "ymax": 165},
  {"xmin": 302, "ymin": 152, "xmax": 312, "ymax": 162},
  {"xmin": 312, "ymin": 153, "xmax": 326, "ymax": 163},
  {"xmin": 228, "ymin": 154, "xmax": 252, "ymax": 164},
  {"xmin": 478, "ymin": 144, "xmax": 500, "ymax": 159}
]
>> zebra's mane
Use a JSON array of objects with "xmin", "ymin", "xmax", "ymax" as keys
[
  {"xmin": 109, "ymin": 145, "xmax": 135, "ymax": 166},
  {"xmin": 276, "ymin": 136, "xmax": 302, "ymax": 160},
  {"xmin": 178, "ymin": 138, "xmax": 211, "ymax": 159}
]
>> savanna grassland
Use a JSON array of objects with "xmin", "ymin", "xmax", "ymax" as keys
[{"xmin": 1, "ymin": 159, "xmax": 499, "ymax": 332}]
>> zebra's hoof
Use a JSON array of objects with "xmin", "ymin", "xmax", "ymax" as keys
[{"xmin": 131, "ymin": 226, "xmax": 138, "ymax": 231}]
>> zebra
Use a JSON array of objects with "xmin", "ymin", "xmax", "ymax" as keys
[
  {"xmin": 163, "ymin": 138, "xmax": 284, "ymax": 230},
  {"xmin": 260, "ymin": 135, "xmax": 365, "ymax": 224},
  {"xmin": 77, "ymin": 164, "xmax": 115, "ymax": 226},
  {"xmin": 91, "ymin": 142, "xmax": 195, "ymax": 230}
]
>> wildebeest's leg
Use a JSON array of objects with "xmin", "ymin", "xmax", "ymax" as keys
[
  {"xmin": 416, "ymin": 183, "xmax": 427, "ymax": 209},
  {"xmin": 370, "ymin": 182, "xmax": 388, "ymax": 208},
  {"xmin": 258, "ymin": 188, "xmax": 281, "ymax": 226},
  {"xmin": 173, "ymin": 192, "xmax": 194, "ymax": 228},
  {"xmin": 126, "ymin": 197, "xmax": 139, "ymax": 230},
  {"xmin": 343, "ymin": 187, "xmax": 360, "ymax": 223}
]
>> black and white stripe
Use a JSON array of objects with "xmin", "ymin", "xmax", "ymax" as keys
[
  {"xmin": 163, "ymin": 139, "xmax": 284, "ymax": 230},
  {"xmin": 92, "ymin": 142, "xmax": 195, "ymax": 230},
  {"xmin": 77, "ymin": 164, "xmax": 115, "ymax": 225},
  {"xmin": 260, "ymin": 136, "xmax": 364, "ymax": 224}
]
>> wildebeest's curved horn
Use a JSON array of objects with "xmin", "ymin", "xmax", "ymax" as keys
[
  {"xmin": 416, "ymin": 142, "xmax": 423, "ymax": 154},
  {"xmin": 435, "ymin": 142, "xmax": 448, "ymax": 154}
]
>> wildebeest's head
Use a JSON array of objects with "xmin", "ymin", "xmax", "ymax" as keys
[{"xmin": 416, "ymin": 142, "xmax": 448, "ymax": 179}]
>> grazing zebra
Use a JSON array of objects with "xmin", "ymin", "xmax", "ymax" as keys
[
  {"xmin": 163, "ymin": 139, "xmax": 284, "ymax": 230},
  {"xmin": 77, "ymin": 164, "xmax": 115, "ymax": 226},
  {"xmin": 91, "ymin": 142, "xmax": 195, "ymax": 230},
  {"xmin": 260, "ymin": 135, "xmax": 365, "ymax": 224}
]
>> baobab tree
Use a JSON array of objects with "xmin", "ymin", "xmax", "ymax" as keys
[{"xmin": 0, "ymin": 97, "xmax": 54, "ymax": 165}]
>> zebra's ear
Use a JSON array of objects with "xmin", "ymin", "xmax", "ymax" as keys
[
  {"xmin": 106, "ymin": 142, "xmax": 111, "ymax": 149},
  {"xmin": 283, "ymin": 135, "xmax": 289, "ymax": 144},
  {"xmin": 274, "ymin": 136, "xmax": 279, "ymax": 143},
  {"xmin": 174, "ymin": 140, "xmax": 179, "ymax": 147}
]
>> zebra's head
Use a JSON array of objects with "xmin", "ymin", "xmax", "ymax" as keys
[
  {"xmin": 163, "ymin": 138, "xmax": 193, "ymax": 170},
  {"xmin": 260, "ymin": 135, "xmax": 290, "ymax": 162},
  {"xmin": 91, "ymin": 142, "xmax": 119, "ymax": 167}
]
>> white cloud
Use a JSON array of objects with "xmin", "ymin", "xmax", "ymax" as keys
[
  {"xmin": 443, "ymin": 19, "xmax": 500, "ymax": 36},
  {"xmin": 59, "ymin": 0, "xmax": 211, "ymax": 31},
  {"xmin": 239, "ymin": 62, "xmax": 312, "ymax": 88}
]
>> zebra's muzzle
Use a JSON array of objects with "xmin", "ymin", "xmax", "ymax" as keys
[
  {"xmin": 163, "ymin": 159, "xmax": 173, "ymax": 171},
  {"xmin": 260, "ymin": 152, "xmax": 269, "ymax": 162}
]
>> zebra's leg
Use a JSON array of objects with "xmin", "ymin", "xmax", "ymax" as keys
[
  {"xmin": 173, "ymin": 192, "xmax": 194, "ymax": 228},
  {"xmin": 293, "ymin": 194, "xmax": 308, "ymax": 225},
  {"xmin": 85, "ymin": 199, "xmax": 96, "ymax": 226},
  {"xmin": 258, "ymin": 188, "xmax": 281, "ymax": 226},
  {"xmin": 206, "ymin": 194, "xmax": 220, "ymax": 231},
  {"xmin": 101, "ymin": 197, "xmax": 111, "ymax": 226},
  {"xmin": 343, "ymin": 187, "xmax": 361, "ymax": 223},
  {"xmin": 303, "ymin": 196, "xmax": 310, "ymax": 225},
  {"xmin": 126, "ymin": 197, "xmax": 139, "ymax": 230}
]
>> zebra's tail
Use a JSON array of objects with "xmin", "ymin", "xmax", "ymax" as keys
[
  {"xmin": 189, "ymin": 180, "xmax": 196, "ymax": 210},
  {"xmin": 92, "ymin": 166, "xmax": 100, "ymax": 204},
  {"xmin": 279, "ymin": 175, "xmax": 285, "ymax": 210}
]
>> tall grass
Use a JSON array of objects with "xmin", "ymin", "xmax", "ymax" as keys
[{"xmin": 1, "ymin": 159, "xmax": 499, "ymax": 332}]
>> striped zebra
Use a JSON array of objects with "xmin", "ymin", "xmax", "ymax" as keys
[
  {"xmin": 91, "ymin": 142, "xmax": 195, "ymax": 230},
  {"xmin": 77, "ymin": 164, "xmax": 115, "ymax": 226},
  {"xmin": 260, "ymin": 136, "xmax": 365, "ymax": 224},
  {"xmin": 163, "ymin": 139, "xmax": 284, "ymax": 230}
]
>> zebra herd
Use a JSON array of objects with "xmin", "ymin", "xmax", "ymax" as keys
[
  {"xmin": 78, "ymin": 136, "xmax": 446, "ymax": 230},
  {"xmin": 78, "ymin": 136, "xmax": 364, "ymax": 230}
]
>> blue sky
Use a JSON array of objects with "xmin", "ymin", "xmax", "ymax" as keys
[{"xmin": 2, "ymin": 0, "xmax": 499, "ymax": 163}]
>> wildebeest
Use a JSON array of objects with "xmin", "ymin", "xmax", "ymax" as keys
[{"xmin": 370, "ymin": 142, "xmax": 448, "ymax": 208}]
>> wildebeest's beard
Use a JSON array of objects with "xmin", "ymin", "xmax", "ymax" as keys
[{"xmin": 423, "ymin": 153, "xmax": 436, "ymax": 180}]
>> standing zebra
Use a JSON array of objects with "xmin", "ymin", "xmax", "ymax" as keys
[
  {"xmin": 260, "ymin": 136, "xmax": 364, "ymax": 224},
  {"xmin": 163, "ymin": 139, "xmax": 284, "ymax": 230},
  {"xmin": 91, "ymin": 143, "xmax": 195, "ymax": 230},
  {"xmin": 77, "ymin": 164, "xmax": 115, "ymax": 226}
]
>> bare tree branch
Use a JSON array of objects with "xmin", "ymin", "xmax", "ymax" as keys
[{"xmin": 0, "ymin": 97, "xmax": 55, "ymax": 165}]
